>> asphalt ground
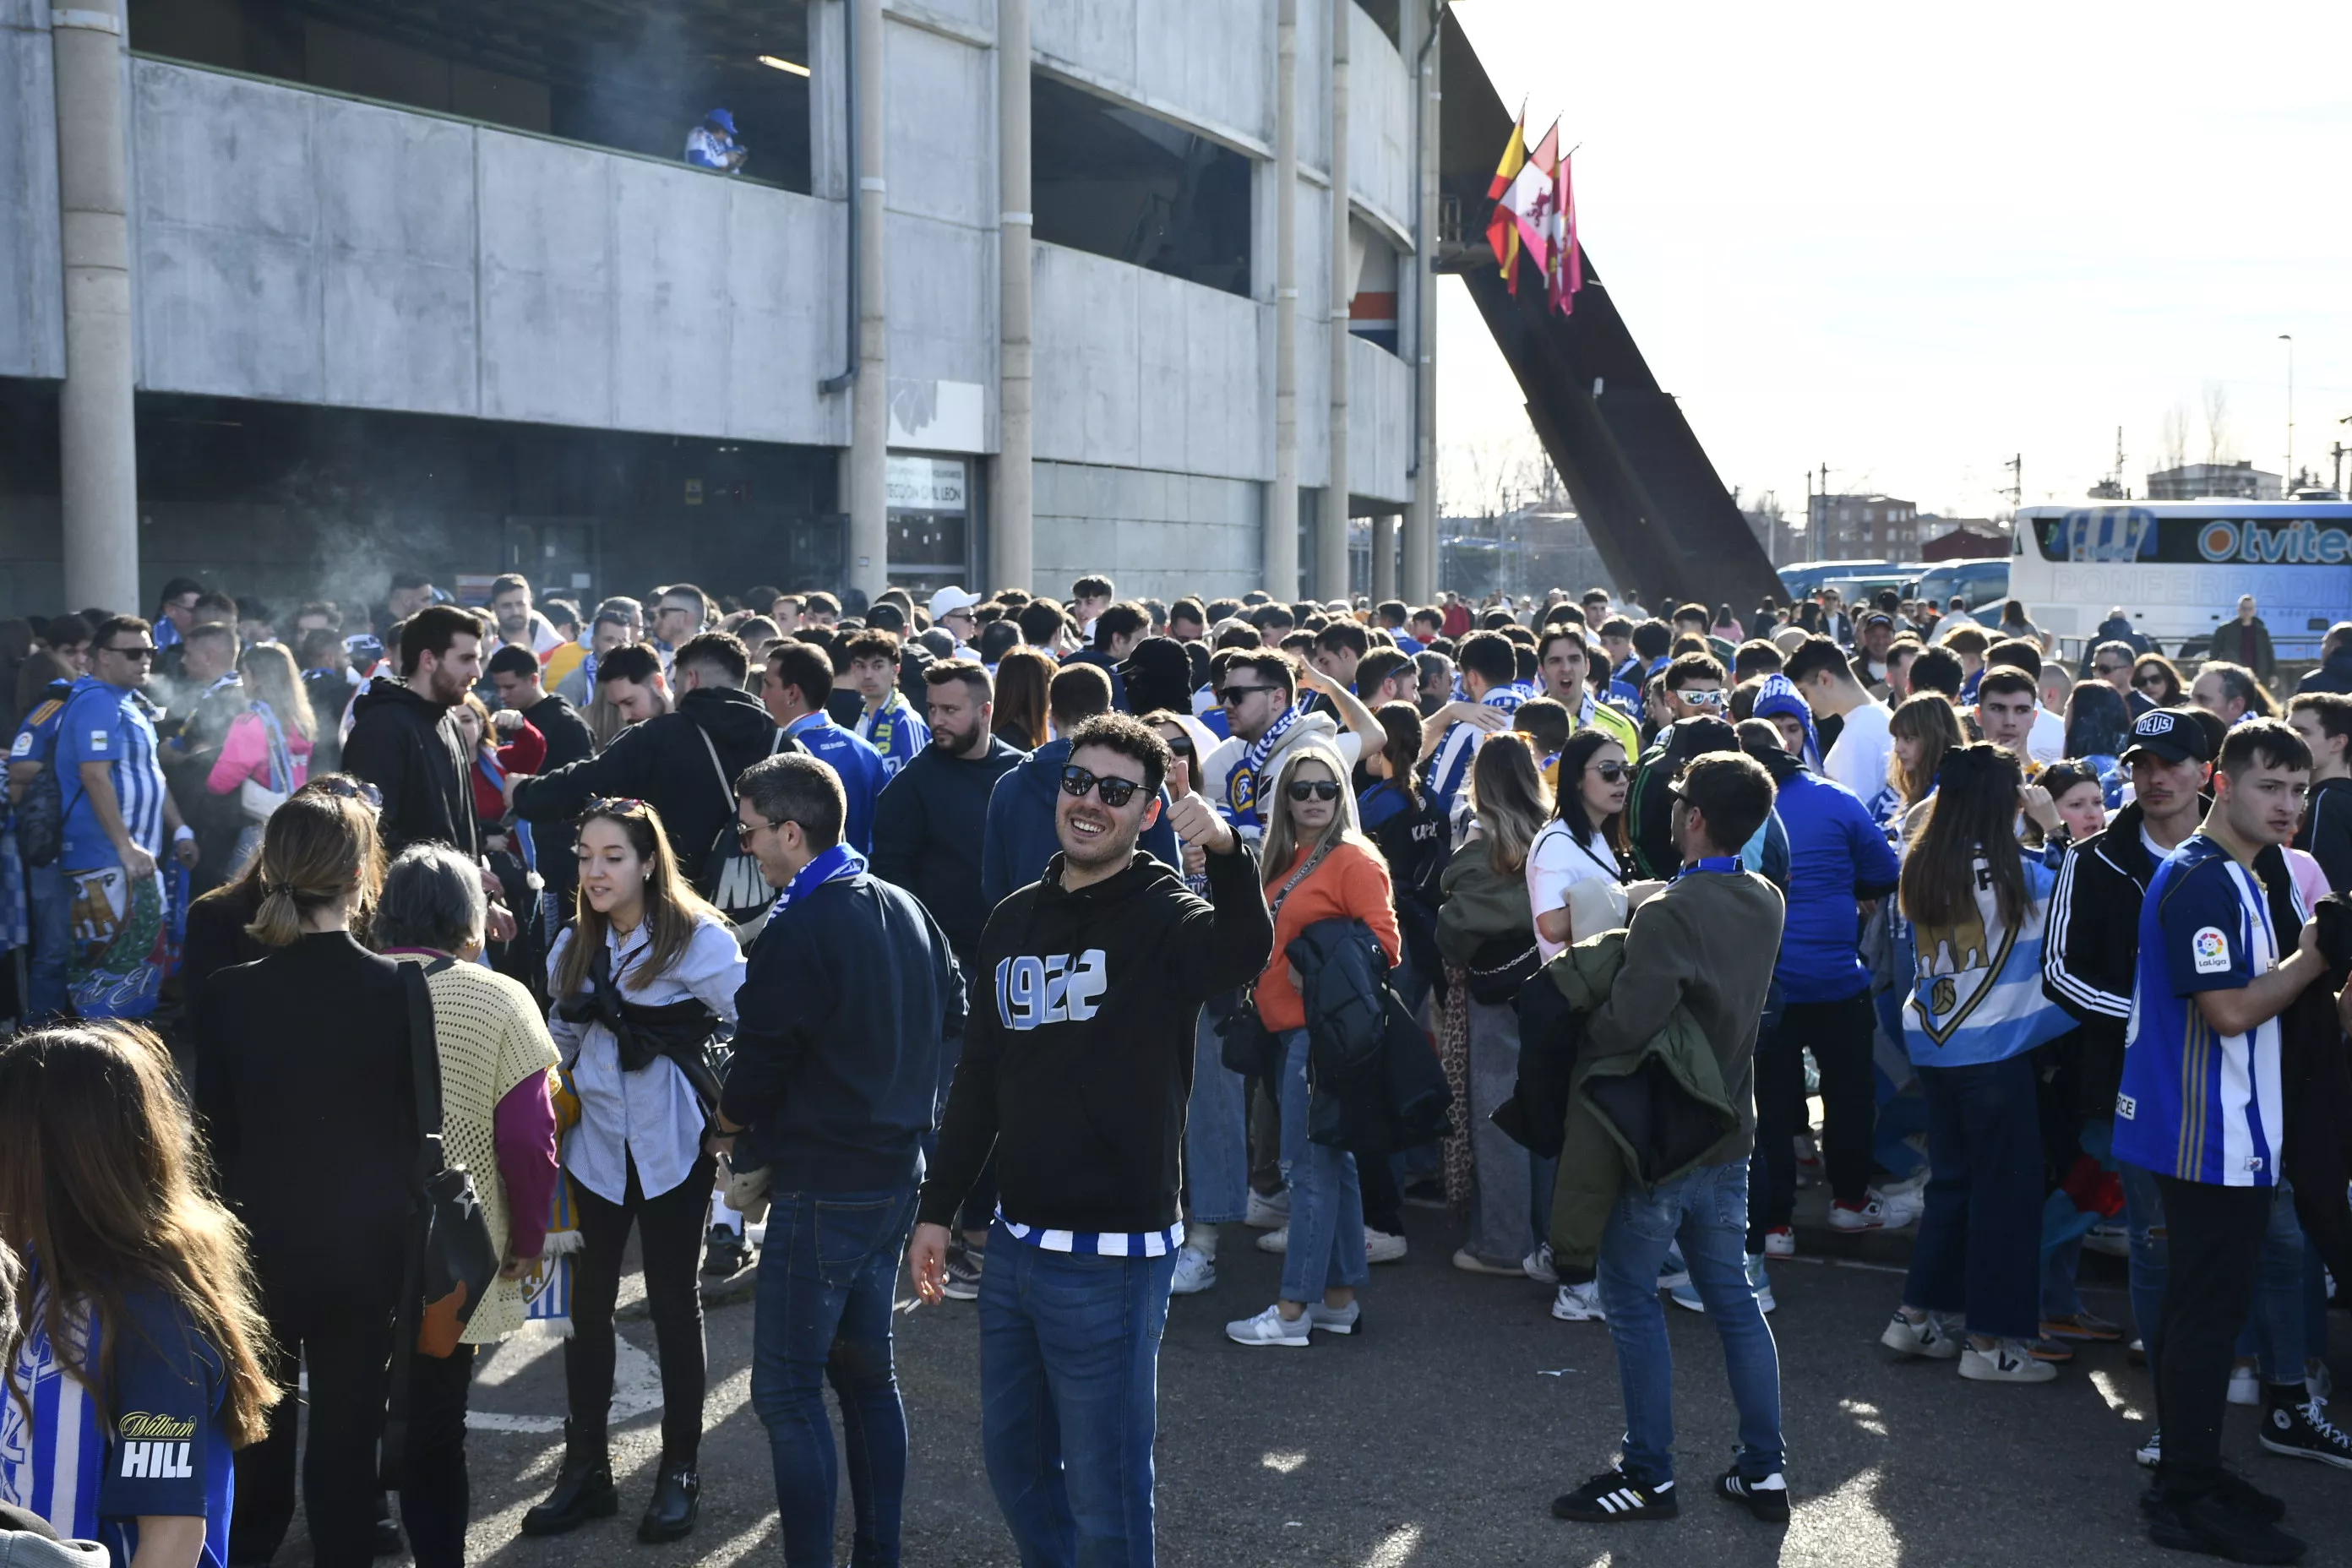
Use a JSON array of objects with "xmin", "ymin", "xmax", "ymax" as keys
[{"xmin": 264, "ymin": 1196, "xmax": 2352, "ymax": 1568}]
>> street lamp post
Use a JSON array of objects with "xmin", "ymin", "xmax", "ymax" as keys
[{"xmin": 2279, "ymin": 334, "xmax": 2294, "ymax": 488}]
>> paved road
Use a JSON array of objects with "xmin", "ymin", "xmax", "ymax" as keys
[{"xmin": 268, "ymin": 1201, "xmax": 2351, "ymax": 1568}]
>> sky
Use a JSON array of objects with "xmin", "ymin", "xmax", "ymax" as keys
[{"xmin": 1436, "ymin": 0, "xmax": 2352, "ymax": 527}]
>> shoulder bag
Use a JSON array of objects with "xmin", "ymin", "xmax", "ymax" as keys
[
  {"xmin": 690, "ymin": 721, "xmax": 788, "ymax": 941},
  {"xmin": 1217, "ymin": 841, "xmax": 1334, "ymax": 1077}
]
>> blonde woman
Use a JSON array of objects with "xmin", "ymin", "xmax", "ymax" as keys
[
  {"xmin": 205, "ymin": 642, "xmax": 317, "ymax": 867},
  {"xmin": 1225, "ymin": 740, "xmax": 1401, "ymax": 1347}
]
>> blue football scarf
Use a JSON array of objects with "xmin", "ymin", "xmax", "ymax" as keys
[{"xmin": 769, "ymin": 841, "xmax": 867, "ymax": 917}]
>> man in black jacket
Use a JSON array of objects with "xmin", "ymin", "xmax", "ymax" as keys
[
  {"xmin": 716, "ymin": 752, "xmax": 963, "ymax": 1567},
  {"xmin": 2289, "ymin": 692, "xmax": 2352, "ymax": 890},
  {"xmin": 341, "ymin": 605, "xmax": 483, "ymax": 859},
  {"xmin": 509, "ymin": 631, "xmax": 793, "ymax": 892},
  {"xmin": 910, "ymin": 713, "xmax": 1271, "ymax": 1568}
]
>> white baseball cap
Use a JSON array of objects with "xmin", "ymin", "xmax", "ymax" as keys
[{"xmin": 928, "ymin": 585, "xmax": 983, "ymax": 620}]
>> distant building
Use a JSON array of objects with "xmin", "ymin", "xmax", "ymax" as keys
[
  {"xmin": 2144, "ymin": 461, "xmax": 2282, "ymax": 501},
  {"xmin": 1806, "ymin": 493, "xmax": 1921, "ymax": 560}
]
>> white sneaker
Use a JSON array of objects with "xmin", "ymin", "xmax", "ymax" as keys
[
  {"xmin": 1551, "ymin": 1280, "xmax": 1606, "ymax": 1321},
  {"xmin": 1244, "ymin": 1190, "xmax": 1290, "ymax": 1229},
  {"xmin": 1255, "ymin": 1226, "xmax": 1288, "ymax": 1255},
  {"xmin": 1168, "ymin": 1246, "xmax": 1217, "ymax": 1296},
  {"xmin": 1829, "ymin": 1199, "xmax": 1889, "ymax": 1233},
  {"xmin": 1958, "ymin": 1338, "xmax": 2058, "ymax": 1383},
  {"xmin": 1881, "ymin": 1309, "xmax": 1963, "ymax": 1360},
  {"xmin": 1225, "ymin": 1304, "xmax": 1311, "ymax": 1348},
  {"xmin": 1305, "ymin": 1298, "xmax": 1362, "ymax": 1335},
  {"xmin": 2135, "ymin": 1429, "xmax": 2162, "ymax": 1467},
  {"xmin": 1656, "ymin": 1245, "xmax": 1690, "ymax": 1293},
  {"xmin": 1872, "ymin": 1185, "xmax": 1925, "ymax": 1229},
  {"xmin": 2229, "ymin": 1365, "xmax": 2261, "ymax": 1407},
  {"xmin": 1748, "ymin": 1253, "xmax": 1777, "ymax": 1315},
  {"xmin": 1523, "ymin": 1244, "xmax": 1559, "ymax": 1285},
  {"xmin": 1762, "ymin": 1226, "xmax": 1795, "ymax": 1259},
  {"xmin": 1364, "ymin": 1228, "xmax": 1407, "ymax": 1265}
]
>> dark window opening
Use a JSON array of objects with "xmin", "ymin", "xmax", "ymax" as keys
[
  {"xmin": 125, "ymin": 0, "xmax": 814, "ymax": 193},
  {"xmin": 1032, "ymin": 74, "xmax": 1252, "ymax": 298}
]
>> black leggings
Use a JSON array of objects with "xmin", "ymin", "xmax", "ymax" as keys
[
  {"xmin": 231, "ymin": 1288, "xmax": 396, "ymax": 1568},
  {"xmin": 567, "ymin": 1152, "xmax": 716, "ymax": 1463},
  {"xmin": 1757, "ymin": 995, "xmax": 1878, "ymax": 1209},
  {"xmin": 396, "ymin": 1345, "xmax": 476, "ymax": 1568}
]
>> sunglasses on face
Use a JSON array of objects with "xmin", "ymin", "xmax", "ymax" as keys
[
  {"xmin": 1679, "ymin": 688, "xmax": 1726, "ymax": 705},
  {"xmin": 102, "ymin": 644, "xmax": 158, "ymax": 660},
  {"xmin": 1060, "ymin": 765, "xmax": 1144, "ymax": 808},
  {"xmin": 2135, "ymin": 673, "xmax": 2167, "ymax": 689},
  {"xmin": 1218, "ymin": 684, "xmax": 1273, "ymax": 706},
  {"xmin": 1588, "ymin": 762, "xmax": 1630, "ymax": 783},
  {"xmin": 1162, "ymin": 737, "xmax": 1195, "ymax": 760},
  {"xmin": 1286, "ymin": 780, "xmax": 1342, "ymax": 803},
  {"xmin": 2094, "ymin": 663, "xmax": 2129, "ymax": 678}
]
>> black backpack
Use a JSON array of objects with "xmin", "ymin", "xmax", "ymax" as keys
[
  {"xmin": 12, "ymin": 696, "xmax": 67, "ymax": 868},
  {"xmin": 688, "ymin": 722, "xmax": 787, "ymax": 940}
]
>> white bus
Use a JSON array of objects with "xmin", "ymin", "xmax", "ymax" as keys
[{"xmin": 2008, "ymin": 499, "xmax": 2352, "ymax": 661}]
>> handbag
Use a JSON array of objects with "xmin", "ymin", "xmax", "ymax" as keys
[
  {"xmin": 1464, "ymin": 930, "xmax": 1541, "ymax": 1005},
  {"xmin": 689, "ymin": 721, "xmax": 787, "ymax": 941},
  {"xmin": 383, "ymin": 960, "xmax": 500, "ymax": 1487},
  {"xmin": 1219, "ymin": 841, "xmax": 1337, "ymax": 1076}
]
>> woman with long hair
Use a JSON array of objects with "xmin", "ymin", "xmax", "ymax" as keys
[
  {"xmin": 2060, "ymin": 679, "xmax": 2132, "ymax": 808},
  {"xmin": 990, "ymin": 646, "xmax": 1053, "ymax": 750},
  {"xmin": 193, "ymin": 791, "xmax": 416, "ymax": 1568},
  {"xmin": 373, "ymin": 845, "xmax": 562, "ymax": 1568},
  {"xmin": 525, "ymin": 800, "xmax": 743, "ymax": 1545},
  {"xmin": 204, "ymin": 642, "xmax": 317, "ymax": 868},
  {"xmin": 455, "ymin": 693, "xmax": 547, "ymax": 982},
  {"xmin": 1887, "ymin": 692, "xmax": 1963, "ymax": 837},
  {"xmin": 0, "ymin": 1022, "xmax": 277, "ymax": 1568},
  {"xmin": 1356, "ymin": 701, "xmax": 1446, "ymax": 1005},
  {"xmin": 1881, "ymin": 744, "xmax": 2074, "ymax": 1385},
  {"xmin": 1527, "ymin": 727, "xmax": 1631, "ymax": 961},
  {"xmin": 1224, "ymin": 740, "xmax": 1401, "ymax": 1347},
  {"xmin": 2131, "ymin": 653, "xmax": 2186, "ymax": 708}
]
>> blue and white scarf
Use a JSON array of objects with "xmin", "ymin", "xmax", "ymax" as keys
[
  {"xmin": 1222, "ymin": 704, "xmax": 1304, "ymax": 830},
  {"xmin": 768, "ymin": 841, "xmax": 868, "ymax": 919}
]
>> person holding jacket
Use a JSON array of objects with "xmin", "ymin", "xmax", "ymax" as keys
[
  {"xmin": 980, "ymin": 663, "xmax": 1179, "ymax": 906},
  {"xmin": 1746, "ymin": 676, "xmax": 1905, "ymax": 1247},
  {"xmin": 193, "ymin": 791, "xmax": 410, "ymax": 1568},
  {"xmin": 1881, "ymin": 744, "xmax": 2075, "ymax": 1386},
  {"xmin": 1224, "ymin": 740, "xmax": 1401, "ymax": 1348},
  {"xmin": 718, "ymin": 754, "xmax": 964, "ymax": 1568},
  {"xmin": 372, "ymin": 846, "xmax": 563, "ymax": 1568},
  {"xmin": 525, "ymin": 800, "xmax": 744, "ymax": 1546},
  {"xmin": 1552, "ymin": 753, "xmax": 1789, "ymax": 1527},
  {"xmin": 511, "ymin": 633, "xmax": 792, "ymax": 888},
  {"xmin": 910, "ymin": 713, "xmax": 1272, "ymax": 1568}
]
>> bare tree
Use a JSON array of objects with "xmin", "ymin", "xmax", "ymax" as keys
[
  {"xmin": 2157, "ymin": 400, "xmax": 2190, "ymax": 476},
  {"xmin": 2202, "ymin": 382, "xmax": 2232, "ymax": 466}
]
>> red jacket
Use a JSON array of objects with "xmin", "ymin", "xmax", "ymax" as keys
[{"xmin": 468, "ymin": 718, "xmax": 545, "ymax": 822}]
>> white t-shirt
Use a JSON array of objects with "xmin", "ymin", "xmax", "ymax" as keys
[
  {"xmin": 1526, "ymin": 819, "xmax": 1624, "ymax": 962},
  {"xmin": 1824, "ymin": 699, "xmax": 1894, "ymax": 806},
  {"xmin": 2028, "ymin": 705, "xmax": 2065, "ymax": 766}
]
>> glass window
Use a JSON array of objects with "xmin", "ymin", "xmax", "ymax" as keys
[{"xmin": 886, "ymin": 454, "xmax": 972, "ymax": 595}]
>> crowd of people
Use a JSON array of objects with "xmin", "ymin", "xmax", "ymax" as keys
[{"xmin": 4, "ymin": 564, "xmax": 2352, "ymax": 1566}]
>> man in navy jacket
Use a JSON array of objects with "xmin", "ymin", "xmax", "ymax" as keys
[{"xmin": 716, "ymin": 752, "xmax": 963, "ymax": 1567}]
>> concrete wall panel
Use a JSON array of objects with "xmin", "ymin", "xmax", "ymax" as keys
[
  {"xmin": 316, "ymin": 98, "xmax": 476, "ymax": 411},
  {"xmin": 884, "ymin": 20, "xmax": 993, "ymax": 231},
  {"xmin": 1037, "ymin": 0, "xmax": 1268, "ymax": 150},
  {"xmin": 1348, "ymin": 331, "xmax": 1409, "ymax": 504},
  {"xmin": 612, "ymin": 158, "xmax": 734, "ymax": 437},
  {"xmin": 884, "ymin": 211, "xmax": 995, "ymax": 444},
  {"xmin": 726, "ymin": 186, "xmax": 846, "ymax": 445},
  {"xmin": 0, "ymin": 20, "xmax": 63, "ymax": 378},
  {"xmin": 476, "ymin": 133, "xmax": 612, "ymax": 427},
  {"xmin": 1348, "ymin": 5, "xmax": 1412, "ymax": 232},
  {"xmin": 1034, "ymin": 457, "xmax": 1260, "ymax": 602}
]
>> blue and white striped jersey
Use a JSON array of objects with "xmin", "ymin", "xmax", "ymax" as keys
[{"xmin": 56, "ymin": 677, "xmax": 166, "ymax": 869}]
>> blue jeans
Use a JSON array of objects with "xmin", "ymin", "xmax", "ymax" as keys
[
  {"xmin": 750, "ymin": 1187, "xmax": 919, "ymax": 1568},
  {"xmin": 2120, "ymin": 1157, "xmax": 2167, "ymax": 1348},
  {"xmin": 1184, "ymin": 1009, "xmax": 1249, "ymax": 1227},
  {"xmin": 978, "ymin": 1222, "xmax": 1179, "ymax": 1568},
  {"xmin": 1593, "ymin": 1158, "xmax": 1784, "ymax": 1486},
  {"xmin": 1275, "ymin": 1029, "xmax": 1368, "ymax": 1303},
  {"xmin": 24, "ymin": 859, "xmax": 68, "ymax": 1021},
  {"xmin": 1902, "ymin": 1056, "xmax": 2041, "ymax": 1341}
]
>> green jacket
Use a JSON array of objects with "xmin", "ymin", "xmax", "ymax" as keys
[
  {"xmin": 1544, "ymin": 931, "xmax": 1743, "ymax": 1272},
  {"xmin": 1435, "ymin": 842, "xmax": 1533, "ymax": 968}
]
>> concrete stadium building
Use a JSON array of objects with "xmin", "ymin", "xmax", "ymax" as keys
[{"xmin": 0, "ymin": 0, "xmax": 1444, "ymax": 617}]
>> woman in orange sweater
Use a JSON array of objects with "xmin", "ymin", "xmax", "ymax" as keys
[{"xmin": 1225, "ymin": 740, "xmax": 1402, "ymax": 1348}]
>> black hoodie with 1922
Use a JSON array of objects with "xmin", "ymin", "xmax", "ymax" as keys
[{"xmin": 917, "ymin": 841, "xmax": 1273, "ymax": 1238}]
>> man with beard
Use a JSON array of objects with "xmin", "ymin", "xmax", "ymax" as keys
[
  {"xmin": 911, "ymin": 712, "xmax": 1272, "ymax": 1568},
  {"xmin": 342, "ymin": 604, "xmax": 485, "ymax": 858},
  {"xmin": 488, "ymin": 572, "xmax": 565, "ymax": 658}
]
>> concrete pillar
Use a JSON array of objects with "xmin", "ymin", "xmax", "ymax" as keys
[
  {"xmin": 1402, "ymin": 10, "xmax": 1439, "ymax": 604},
  {"xmin": 54, "ymin": 0, "xmax": 139, "ymax": 615},
  {"xmin": 1317, "ymin": 0, "xmax": 1350, "ymax": 603},
  {"xmin": 1371, "ymin": 512, "xmax": 1397, "ymax": 602},
  {"xmin": 1266, "ymin": 0, "xmax": 1299, "ymax": 601},
  {"xmin": 846, "ymin": 0, "xmax": 888, "ymax": 603},
  {"xmin": 990, "ymin": 0, "xmax": 1033, "ymax": 596}
]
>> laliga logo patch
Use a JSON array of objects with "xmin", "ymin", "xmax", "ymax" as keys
[{"xmin": 2191, "ymin": 927, "xmax": 2230, "ymax": 975}]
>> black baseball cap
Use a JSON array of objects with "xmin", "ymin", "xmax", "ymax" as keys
[{"xmin": 2120, "ymin": 707, "xmax": 2213, "ymax": 766}]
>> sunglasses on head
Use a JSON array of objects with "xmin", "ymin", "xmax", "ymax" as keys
[
  {"xmin": 1060, "ymin": 764, "xmax": 1143, "ymax": 808},
  {"xmin": 1589, "ymin": 762, "xmax": 1630, "ymax": 783},
  {"xmin": 1286, "ymin": 780, "xmax": 1342, "ymax": 803},
  {"xmin": 308, "ymin": 776, "xmax": 384, "ymax": 810},
  {"xmin": 585, "ymin": 796, "xmax": 646, "ymax": 815}
]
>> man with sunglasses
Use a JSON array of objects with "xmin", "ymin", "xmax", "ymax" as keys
[
  {"xmin": 1197, "ymin": 649, "xmax": 1381, "ymax": 841},
  {"xmin": 913, "ymin": 713, "xmax": 1273, "ymax": 1568},
  {"xmin": 2087, "ymin": 640, "xmax": 2156, "ymax": 717},
  {"xmin": 53, "ymin": 617, "xmax": 199, "ymax": 1019}
]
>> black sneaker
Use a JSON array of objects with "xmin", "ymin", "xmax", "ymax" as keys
[
  {"xmin": 941, "ymin": 1241, "xmax": 985, "ymax": 1302},
  {"xmin": 1716, "ymin": 1467, "xmax": 1790, "ymax": 1523},
  {"xmin": 2144, "ymin": 1487, "xmax": 2305, "ymax": 1564},
  {"xmin": 2140, "ymin": 1471, "xmax": 2286, "ymax": 1526},
  {"xmin": 2260, "ymin": 1395, "xmax": 2352, "ymax": 1470},
  {"xmin": 701, "ymin": 1224, "xmax": 750, "ymax": 1278},
  {"xmin": 1551, "ymin": 1467, "xmax": 1678, "ymax": 1523}
]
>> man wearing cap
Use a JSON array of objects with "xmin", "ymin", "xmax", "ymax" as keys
[
  {"xmin": 1854, "ymin": 612, "xmax": 1899, "ymax": 694},
  {"xmin": 928, "ymin": 586, "xmax": 985, "ymax": 662},
  {"xmin": 685, "ymin": 109, "xmax": 747, "ymax": 172},
  {"xmin": 2041, "ymin": 705, "xmax": 2213, "ymax": 1367}
]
